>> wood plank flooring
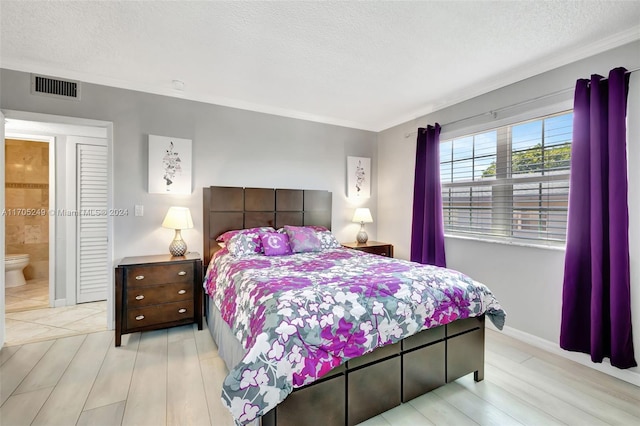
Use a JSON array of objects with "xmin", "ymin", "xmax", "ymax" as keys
[{"xmin": 1, "ymin": 326, "xmax": 639, "ymax": 426}]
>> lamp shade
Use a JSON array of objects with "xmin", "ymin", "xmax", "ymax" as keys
[
  {"xmin": 352, "ymin": 208, "xmax": 373, "ymax": 224},
  {"xmin": 162, "ymin": 206, "xmax": 194, "ymax": 230}
]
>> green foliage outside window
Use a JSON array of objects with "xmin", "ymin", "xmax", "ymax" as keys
[{"xmin": 481, "ymin": 143, "xmax": 571, "ymax": 178}]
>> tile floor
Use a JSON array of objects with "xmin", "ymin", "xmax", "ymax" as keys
[
  {"xmin": 4, "ymin": 278, "xmax": 49, "ymax": 313},
  {"xmin": 4, "ymin": 279, "xmax": 108, "ymax": 347}
]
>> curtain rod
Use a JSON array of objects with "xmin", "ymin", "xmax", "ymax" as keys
[{"xmin": 404, "ymin": 67, "xmax": 640, "ymax": 139}]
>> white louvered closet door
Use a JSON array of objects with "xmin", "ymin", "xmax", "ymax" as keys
[{"xmin": 77, "ymin": 143, "xmax": 108, "ymax": 303}]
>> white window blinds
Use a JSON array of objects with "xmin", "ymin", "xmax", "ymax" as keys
[{"xmin": 440, "ymin": 111, "xmax": 573, "ymax": 244}]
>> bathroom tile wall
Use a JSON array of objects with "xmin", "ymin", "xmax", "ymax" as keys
[{"xmin": 5, "ymin": 139, "xmax": 49, "ymax": 280}]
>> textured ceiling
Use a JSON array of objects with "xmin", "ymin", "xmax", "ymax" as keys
[{"xmin": 1, "ymin": 1, "xmax": 639, "ymax": 131}]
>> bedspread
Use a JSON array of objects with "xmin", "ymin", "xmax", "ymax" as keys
[{"xmin": 204, "ymin": 248, "xmax": 505, "ymax": 424}]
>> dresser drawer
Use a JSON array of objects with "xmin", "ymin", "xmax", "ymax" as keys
[
  {"xmin": 126, "ymin": 282, "xmax": 193, "ymax": 308},
  {"xmin": 357, "ymin": 246, "xmax": 391, "ymax": 257},
  {"xmin": 126, "ymin": 263, "xmax": 194, "ymax": 287},
  {"xmin": 115, "ymin": 253, "xmax": 203, "ymax": 347},
  {"xmin": 342, "ymin": 242, "xmax": 393, "ymax": 258},
  {"xmin": 126, "ymin": 300, "xmax": 194, "ymax": 329}
]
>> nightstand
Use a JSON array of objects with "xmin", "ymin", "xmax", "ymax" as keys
[
  {"xmin": 114, "ymin": 253, "xmax": 203, "ymax": 347},
  {"xmin": 342, "ymin": 241, "xmax": 394, "ymax": 258}
]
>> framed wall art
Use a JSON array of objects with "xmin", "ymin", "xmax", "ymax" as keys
[
  {"xmin": 347, "ymin": 156, "xmax": 371, "ymax": 198},
  {"xmin": 148, "ymin": 134, "xmax": 192, "ymax": 194}
]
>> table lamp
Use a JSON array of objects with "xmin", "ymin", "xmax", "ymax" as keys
[
  {"xmin": 352, "ymin": 207, "xmax": 373, "ymax": 244},
  {"xmin": 162, "ymin": 206, "xmax": 194, "ymax": 256}
]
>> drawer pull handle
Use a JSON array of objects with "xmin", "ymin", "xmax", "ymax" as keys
[
  {"xmin": 135, "ymin": 295, "xmax": 144, "ymax": 300},
  {"xmin": 135, "ymin": 315, "xmax": 145, "ymax": 321},
  {"xmin": 135, "ymin": 275, "xmax": 144, "ymax": 280},
  {"xmin": 177, "ymin": 271, "xmax": 187, "ymax": 276},
  {"xmin": 178, "ymin": 289, "xmax": 186, "ymax": 295},
  {"xmin": 178, "ymin": 308, "xmax": 187, "ymax": 314}
]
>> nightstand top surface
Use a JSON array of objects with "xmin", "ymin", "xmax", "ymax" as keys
[
  {"xmin": 118, "ymin": 252, "xmax": 201, "ymax": 266},
  {"xmin": 342, "ymin": 241, "xmax": 390, "ymax": 248}
]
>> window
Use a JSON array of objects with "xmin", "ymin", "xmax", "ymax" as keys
[{"xmin": 440, "ymin": 111, "xmax": 573, "ymax": 244}]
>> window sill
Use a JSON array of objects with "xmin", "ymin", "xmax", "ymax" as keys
[{"xmin": 444, "ymin": 233, "xmax": 566, "ymax": 252}]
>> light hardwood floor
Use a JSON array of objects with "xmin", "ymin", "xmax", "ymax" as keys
[{"xmin": 1, "ymin": 327, "xmax": 639, "ymax": 426}]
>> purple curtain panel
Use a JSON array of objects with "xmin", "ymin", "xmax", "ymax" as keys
[
  {"xmin": 411, "ymin": 124, "xmax": 446, "ymax": 267},
  {"xmin": 560, "ymin": 67, "xmax": 636, "ymax": 369}
]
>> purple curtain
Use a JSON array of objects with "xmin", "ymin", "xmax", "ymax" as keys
[
  {"xmin": 411, "ymin": 124, "xmax": 446, "ymax": 267},
  {"xmin": 560, "ymin": 67, "xmax": 636, "ymax": 369}
]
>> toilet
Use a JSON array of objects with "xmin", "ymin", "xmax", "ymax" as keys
[{"xmin": 5, "ymin": 254, "xmax": 30, "ymax": 288}]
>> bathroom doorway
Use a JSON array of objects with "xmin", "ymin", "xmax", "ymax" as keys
[
  {"xmin": 2, "ymin": 111, "xmax": 114, "ymax": 347},
  {"xmin": 4, "ymin": 137, "xmax": 54, "ymax": 313}
]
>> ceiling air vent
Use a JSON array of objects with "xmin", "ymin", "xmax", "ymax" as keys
[{"xmin": 31, "ymin": 74, "xmax": 81, "ymax": 100}]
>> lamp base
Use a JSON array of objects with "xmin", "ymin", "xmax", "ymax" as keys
[
  {"xmin": 169, "ymin": 229, "xmax": 187, "ymax": 257},
  {"xmin": 356, "ymin": 229, "xmax": 369, "ymax": 244}
]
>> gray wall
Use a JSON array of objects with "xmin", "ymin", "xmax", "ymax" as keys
[
  {"xmin": 0, "ymin": 68, "xmax": 378, "ymax": 298},
  {"xmin": 378, "ymin": 41, "xmax": 640, "ymax": 379}
]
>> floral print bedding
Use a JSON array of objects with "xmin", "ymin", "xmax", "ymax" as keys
[{"xmin": 204, "ymin": 247, "xmax": 505, "ymax": 425}]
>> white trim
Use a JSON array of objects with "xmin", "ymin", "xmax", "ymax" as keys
[
  {"xmin": 65, "ymin": 140, "xmax": 77, "ymax": 306},
  {"xmin": 49, "ymin": 138, "xmax": 56, "ymax": 307},
  {"xmin": 6, "ymin": 29, "xmax": 638, "ymax": 133},
  {"xmin": 380, "ymin": 27, "xmax": 640, "ymax": 131},
  {"xmin": 488, "ymin": 322, "xmax": 640, "ymax": 387},
  {"xmin": 1, "ymin": 111, "xmax": 6, "ymax": 347},
  {"xmin": 2, "ymin": 110, "xmax": 112, "ymax": 130},
  {"xmin": 53, "ymin": 298, "xmax": 66, "ymax": 308},
  {"xmin": 444, "ymin": 233, "xmax": 566, "ymax": 252},
  {"xmin": 106, "ymin": 123, "xmax": 114, "ymax": 330},
  {"xmin": 2, "ymin": 64, "xmax": 373, "ymax": 131}
]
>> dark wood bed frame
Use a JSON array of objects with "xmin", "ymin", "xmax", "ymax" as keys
[{"xmin": 202, "ymin": 186, "xmax": 485, "ymax": 426}]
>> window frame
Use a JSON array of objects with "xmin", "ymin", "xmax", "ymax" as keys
[{"xmin": 439, "ymin": 107, "xmax": 573, "ymax": 247}]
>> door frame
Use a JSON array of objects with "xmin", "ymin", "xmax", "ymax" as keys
[
  {"xmin": 1, "ymin": 110, "xmax": 115, "ymax": 334},
  {"xmin": 1, "ymin": 110, "xmax": 5, "ymax": 346}
]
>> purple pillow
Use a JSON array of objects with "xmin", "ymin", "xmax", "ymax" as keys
[
  {"xmin": 306, "ymin": 225, "xmax": 329, "ymax": 232},
  {"xmin": 284, "ymin": 225, "xmax": 322, "ymax": 253},
  {"xmin": 261, "ymin": 232, "xmax": 292, "ymax": 256}
]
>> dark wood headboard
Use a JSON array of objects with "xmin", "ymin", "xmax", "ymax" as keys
[{"xmin": 203, "ymin": 186, "xmax": 332, "ymax": 261}]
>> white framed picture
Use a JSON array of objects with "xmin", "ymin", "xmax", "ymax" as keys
[
  {"xmin": 148, "ymin": 135, "xmax": 192, "ymax": 194},
  {"xmin": 347, "ymin": 156, "xmax": 371, "ymax": 198}
]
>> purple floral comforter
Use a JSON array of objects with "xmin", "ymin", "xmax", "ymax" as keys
[{"xmin": 204, "ymin": 247, "xmax": 505, "ymax": 425}]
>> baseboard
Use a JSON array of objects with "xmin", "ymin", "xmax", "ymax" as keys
[
  {"xmin": 487, "ymin": 322, "xmax": 640, "ymax": 387},
  {"xmin": 53, "ymin": 298, "xmax": 66, "ymax": 308}
]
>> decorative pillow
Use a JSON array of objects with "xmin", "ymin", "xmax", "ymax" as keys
[
  {"xmin": 316, "ymin": 230, "xmax": 341, "ymax": 250},
  {"xmin": 306, "ymin": 225, "xmax": 329, "ymax": 232},
  {"xmin": 217, "ymin": 230, "xmax": 239, "ymax": 243},
  {"xmin": 284, "ymin": 225, "xmax": 322, "ymax": 253},
  {"xmin": 227, "ymin": 233, "xmax": 263, "ymax": 257},
  {"xmin": 261, "ymin": 232, "xmax": 292, "ymax": 256},
  {"xmin": 216, "ymin": 226, "xmax": 275, "ymax": 243}
]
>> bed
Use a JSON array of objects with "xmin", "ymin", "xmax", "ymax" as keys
[{"xmin": 202, "ymin": 186, "xmax": 505, "ymax": 426}]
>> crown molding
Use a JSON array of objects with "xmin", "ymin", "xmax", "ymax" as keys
[{"xmin": 377, "ymin": 26, "xmax": 640, "ymax": 132}]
